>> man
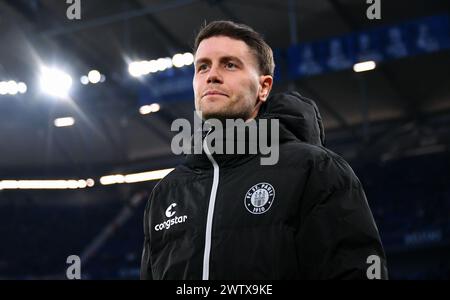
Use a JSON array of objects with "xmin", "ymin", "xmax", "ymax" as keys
[{"xmin": 141, "ymin": 20, "xmax": 388, "ymax": 280}]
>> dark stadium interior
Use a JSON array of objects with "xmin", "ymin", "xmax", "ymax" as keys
[{"xmin": 0, "ymin": 0, "xmax": 449, "ymax": 279}]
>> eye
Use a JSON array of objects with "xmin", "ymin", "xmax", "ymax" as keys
[
  {"xmin": 197, "ymin": 64, "xmax": 208, "ymax": 72},
  {"xmin": 225, "ymin": 62, "xmax": 237, "ymax": 69}
]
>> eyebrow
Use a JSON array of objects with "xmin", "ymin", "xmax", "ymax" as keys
[{"xmin": 195, "ymin": 55, "xmax": 244, "ymax": 66}]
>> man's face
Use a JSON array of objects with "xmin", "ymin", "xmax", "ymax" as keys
[{"xmin": 193, "ymin": 36, "xmax": 272, "ymax": 121}]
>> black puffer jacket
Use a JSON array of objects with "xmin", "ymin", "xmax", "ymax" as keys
[{"xmin": 141, "ymin": 91, "xmax": 388, "ymax": 280}]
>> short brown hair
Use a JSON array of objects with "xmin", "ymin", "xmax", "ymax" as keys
[{"xmin": 193, "ymin": 20, "xmax": 275, "ymax": 77}]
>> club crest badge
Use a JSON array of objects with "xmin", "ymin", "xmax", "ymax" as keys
[{"xmin": 244, "ymin": 182, "xmax": 275, "ymax": 214}]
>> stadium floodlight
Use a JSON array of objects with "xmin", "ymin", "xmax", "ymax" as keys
[
  {"xmin": 130, "ymin": 54, "xmax": 183, "ymax": 77},
  {"xmin": 100, "ymin": 168, "xmax": 174, "ymax": 185},
  {"xmin": 80, "ymin": 75, "xmax": 89, "ymax": 85},
  {"xmin": 6, "ymin": 81, "xmax": 18, "ymax": 95},
  {"xmin": 148, "ymin": 60, "xmax": 158, "ymax": 73},
  {"xmin": 0, "ymin": 81, "xmax": 27, "ymax": 95},
  {"xmin": 88, "ymin": 70, "xmax": 101, "ymax": 84},
  {"xmin": 17, "ymin": 82, "xmax": 27, "ymax": 94},
  {"xmin": 129, "ymin": 61, "xmax": 146, "ymax": 77},
  {"xmin": 139, "ymin": 61, "xmax": 150, "ymax": 76},
  {"xmin": 139, "ymin": 105, "xmax": 152, "ymax": 115},
  {"xmin": 86, "ymin": 178, "xmax": 95, "ymax": 187},
  {"xmin": 172, "ymin": 53, "xmax": 185, "ymax": 68},
  {"xmin": 164, "ymin": 57, "xmax": 173, "ymax": 69},
  {"xmin": 139, "ymin": 103, "xmax": 160, "ymax": 115},
  {"xmin": 100, "ymin": 174, "xmax": 125, "ymax": 185},
  {"xmin": 148, "ymin": 103, "xmax": 160, "ymax": 112},
  {"xmin": 128, "ymin": 62, "xmax": 138, "ymax": 77},
  {"xmin": 156, "ymin": 58, "xmax": 168, "ymax": 71},
  {"xmin": 0, "ymin": 81, "xmax": 7, "ymax": 95},
  {"xmin": 124, "ymin": 169, "xmax": 174, "ymax": 183},
  {"xmin": 353, "ymin": 61, "xmax": 376, "ymax": 72},
  {"xmin": 0, "ymin": 179, "xmax": 94, "ymax": 190},
  {"xmin": 182, "ymin": 52, "xmax": 194, "ymax": 66},
  {"xmin": 54, "ymin": 117, "xmax": 75, "ymax": 127},
  {"xmin": 172, "ymin": 53, "xmax": 193, "ymax": 68},
  {"xmin": 40, "ymin": 67, "xmax": 73, "ymax": 98},
  {"xmin": 77, "ymin": 180, "xmax": 87, "ymax": 188}
]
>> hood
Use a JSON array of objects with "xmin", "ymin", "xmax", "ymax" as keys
[
  {"xmin": 257, "ymin": 91, "xmax": 325, "ymax": 147},
  {"xmin": 184, "ymin": 91, "xmax": 326, "ymax": 170}
]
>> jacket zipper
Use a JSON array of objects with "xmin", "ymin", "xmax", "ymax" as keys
[{"xmin": 202, "ymin": 129, "xmax": 219, "ymax": 280}]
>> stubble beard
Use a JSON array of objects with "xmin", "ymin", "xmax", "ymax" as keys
[{"xmin": 198, "ymin": 96, "xmax": 255, "ymax": 123}]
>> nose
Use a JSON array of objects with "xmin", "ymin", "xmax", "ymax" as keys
[{"xmin": 206, "ymin": 65, "xmax": 223, "ymax": 84}]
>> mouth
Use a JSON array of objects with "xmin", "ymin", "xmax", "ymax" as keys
[{"xmin": 202, "ymin": 91, "xmax": 228, "ymax": 98}]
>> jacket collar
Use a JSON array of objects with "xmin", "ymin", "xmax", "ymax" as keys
[
  {"xmin": 183, "ymin": 91, "xmax": 325, "ymax": 170},
  {"xmin": 184, "ymin": 121, "xmax": 259, "ymax": 170}
]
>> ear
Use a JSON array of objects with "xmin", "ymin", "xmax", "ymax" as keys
[{"xmin": 258, "ymin": 75, "xmax": 273, "ymax": 102}]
